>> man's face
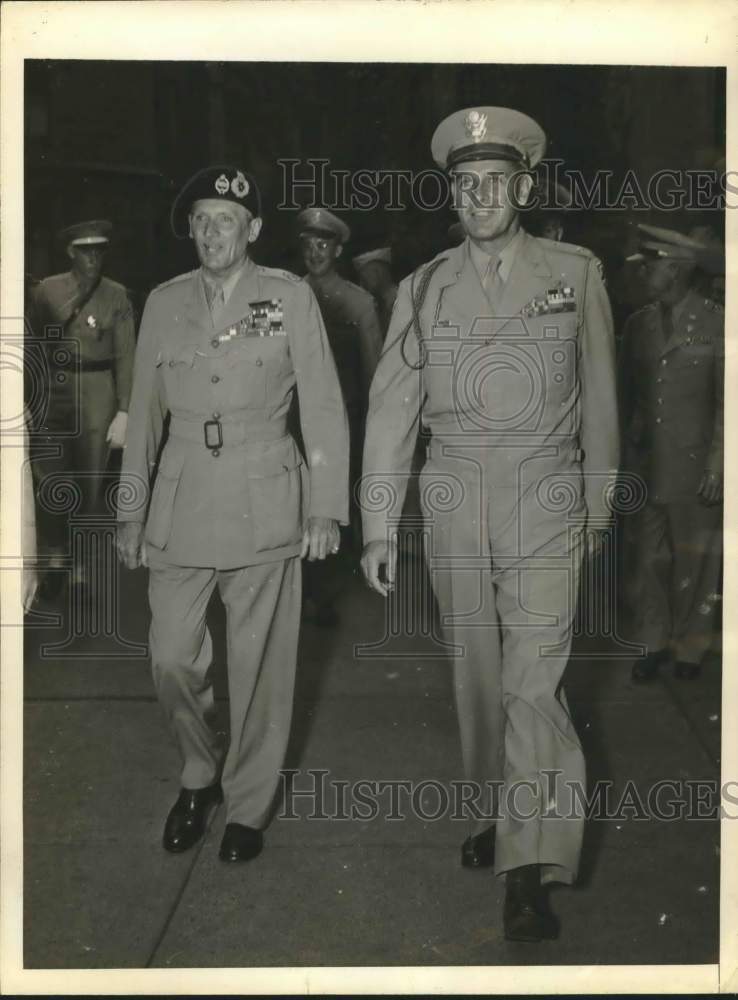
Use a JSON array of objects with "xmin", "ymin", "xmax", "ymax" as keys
[
  {"xmin": 452, "ymin": 159, "xmax": 532, "ymax": 244},
  {"xmin": 643, "ymin": 258, "xmax": 675, "ymax": 301},
  {"xmin": 300, "ymin": 233, "xmax": 342, "ymax": 278},
  {"xmin": 189, "ymin": 199, "xmax": 260, "ymax": 278},
  {"xmin": 67, "ymin": 244, "xmax": 106, "ymax": 283}
]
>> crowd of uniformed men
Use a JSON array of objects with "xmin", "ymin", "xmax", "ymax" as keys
[{"xmin": 24, "ymin": 105, "xmax": 724, "ymax": 944}]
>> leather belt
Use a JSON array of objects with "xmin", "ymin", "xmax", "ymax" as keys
[
  {"xmin": 169, "ymin": 414, "xmax": 288, "ymax": 449},
  {"xmin": 51, "ymin": 357, "xmax": 113, "ymax": 373}
]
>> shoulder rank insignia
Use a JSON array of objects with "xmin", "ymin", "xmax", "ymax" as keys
[
  {"xmin": 521, "ymin": 284, "xmax": 577, "ymax": 318},
  {"xmin": 216, "ymin": 300, "xmax": 286, "ymax": 343}
]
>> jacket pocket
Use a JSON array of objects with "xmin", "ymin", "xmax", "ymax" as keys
[
  {"xmin": 145, "ymin": 447, "xmax": 186, "ymax": 550},
  {"xmin": 248, "ymin": 446, "xmax": 305, "ymax": 552}
]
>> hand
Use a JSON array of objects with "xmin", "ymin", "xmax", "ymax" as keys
[
  {"xmin": 698, "ymin": 469, "xmax": 723, "ymax": 505},
  {"xmin": 22, "ymin": 566, "xmax": 38, "ymax": 612},
  {"xmin": 116, "ymin": 521, "xmax": 147, "ymax": 570},
  {"xmin": 301, "ymin": 516, "xmax": 340, "ymax": 561},
  {"xmin": 360, "ymin": 539, "xmax": 398, "ymax": 597},
  {"xmin": 106, "ymin": 410, "xmax": 128, "ymax": 449}
]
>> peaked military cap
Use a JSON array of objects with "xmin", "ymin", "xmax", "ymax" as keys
[
  {"xmin": 59, "ymin": 219, "xmax": 112, "ymax": 246},
  {"xmin": 353, "ymin": 246, "xmax": 391, "ymax": 269},
  {"xmin": 626, "ymin": 223, "xmax": 708, "ymax": 264},
  {"xmin": 296, "ymin": 207, "xmax": 351, "ymax": 244},
  {"xmin": 432, "ymin": 107, "xmax": 546, "ymax": 171},
  {"xmin": 170, "ymin": 164, "xmax": 262, "ymax": 238}
]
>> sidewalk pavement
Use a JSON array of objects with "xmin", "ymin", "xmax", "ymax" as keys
[{"xmin": 23, "ymin": 551, "xmax": 720, "ymax": 969}]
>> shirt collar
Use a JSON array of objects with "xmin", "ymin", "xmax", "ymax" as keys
[
  {"xmin": 200, "ymin": 258, "xmax": 251, "ymax": 306},
  {"xmin": 467, "ymin": 227, "xmax": 524, "ymax": 285}
]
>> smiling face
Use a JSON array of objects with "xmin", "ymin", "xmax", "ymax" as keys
[
  {"xmin": 67, "ymin": 243, "xmax": 106, "ymax": 284},
  {"xmin": 300, "ymin": 233, "xmax": 342, "ymax": 278},
  {"xmin": 451, "ymin": 158, "xmax": 533, "ymax": 247},
  {"xmin": 189, "ymin": 199, "xmax": 261, "ymax": 279}
]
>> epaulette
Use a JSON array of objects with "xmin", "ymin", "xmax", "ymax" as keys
[
  {"xmin": 257, "ymin": 265, "xmax": 301, "ymax": 283},
  {"xmin": 704, "ymin": 297, "xmax": 724, "ymax": 314},
  {"xmin": 541, "ymin": 238, "xmax": 592, "ymax": 259},
  {"xmin": 153, "ymin": 269, "xmax": 198, "ymax": 293}
]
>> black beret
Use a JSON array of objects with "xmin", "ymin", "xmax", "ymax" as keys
[{"xmin": 170, "ymin": 165, "xmax": 262, "ymax": 238}]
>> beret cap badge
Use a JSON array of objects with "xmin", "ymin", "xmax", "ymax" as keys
[
  {"xmin": 231, "ymin": 171, "xmax": 250, "ymax": 198},
  {"xmin": 214, "ymin": 173, "xmax": 230, "ymax": 195},
  {"xmin": 464, "ymin": 110, "xmax": 488, "ymax": 141}
]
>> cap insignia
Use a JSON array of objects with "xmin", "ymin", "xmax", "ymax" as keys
[
  {"xmin": 214, "ymin": 173, "xmax": 230, "ymax": 195},
  {"xmin": 231, "ymin": 171, "xmax": 250, "ymax": 198},
  {"xmin": 464, "ymin": 110, "xmax": 487, "ymax": 141}
]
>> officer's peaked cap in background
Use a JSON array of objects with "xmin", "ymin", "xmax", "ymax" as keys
[
  {"xmin": 170, "ymin": 165, "xmax": 262, "ymax": 238},
  {"xmin": 432, "ymin": 107, "xmax": 546, "ymax": 171},
  {"xmin": 353, "ymin": 247, "xmax": 391, "ymax": 269},
  {"xmin": 296, "ymin": 208, "xmax": 351, "ymax": 244},
  {"xmin": 626, "ymin": 222, "xmax": 712, "ymax": 265},
  {"xmin": 59, "ymin": 219, "xmax": 113, "ymax": 246}
]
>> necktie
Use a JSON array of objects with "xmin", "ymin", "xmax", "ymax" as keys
[
  {"xmin": 208, "ymin": 282, "xmax": 225, "ymax": 322},
  {"xmin": 483, "ymin": 256, "xmax": 503, "ymax": 310}
]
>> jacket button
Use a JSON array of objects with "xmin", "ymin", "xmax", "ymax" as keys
[
  {"xmin": 656, "ymin": 377, "xmax": 663, "ymax": 384},
  {"xmin": 655, "ymin": 417, "xmax": 662, "ymax": 424},
  {"xmin": 211, "ymin": 449, "xmax": 220, "ymax": 458},
  {"xmin": 211, "ymin": 338, "xmax": 219, "ymax": 349},
  {"xmin": 661, "ymin": 358, "xmax": 668, "ymax": 366},
  {"xmin": 255, "ymin": 357, "xmax": 263, "ymax": 367},
  {"xmin": 169, "ymin": 360, "xmax": 175, "ymax": 367},
  {"xmin": 212, "ymin": 412, "xmax": 221, "ymax": 420},
  {"xmin": 657, "ymin": 397, "xmax": 663, "ymax": 404},
  {"xmin": 211, "ymin": 375, "xmax": 220, "ymax": 384}
]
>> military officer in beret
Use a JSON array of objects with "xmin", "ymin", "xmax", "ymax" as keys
[
  {"xmin": 361, "ymin": 107, "xmax": 618, "ymax": 942},
  {"xmin": 621, "ymin": 223, "xmax": 723, "ymax": 682},
  {"xmin": 117, "ymin": 166, "xmax": 349, "ymax": 862},
  {"xmin": 30, "ymin": 220, "xmax": 135, "ymax": 594},
  {"xmin": 353, "ymin": 246, "xmax": 398, "ymax": 340},
  {"xmin": 296, "ymin": 207, "xmax": 383, "ymax": 623}
]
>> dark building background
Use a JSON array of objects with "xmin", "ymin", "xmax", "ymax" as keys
[{"xmin": 25, "ymin": 60, "xmax": 726, "ymax": 314}]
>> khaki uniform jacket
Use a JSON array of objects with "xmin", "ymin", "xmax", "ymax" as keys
[
  {"xmin": 118, "ymin": 260, "xmax": 349, "ymax": 569},
  {"xmin": 619, "ymin": 289, "xmax": 724, "ymax": 503},
  {"xmin": 305, "ymin": 273, "xmax": 383, "ymax": 411},
  {"xmin": 31, "ymin": 273, "xmax": 135, "ymax": 410},
  {"xmin": 362, "ymin": 232, "xmax": 619, "ymax": 543}
]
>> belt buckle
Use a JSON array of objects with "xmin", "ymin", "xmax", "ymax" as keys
[{"xmin": 204, "ymin": 419, "xmax": 223, "ymax": 450}]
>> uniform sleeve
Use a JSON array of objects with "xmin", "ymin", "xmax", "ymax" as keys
[
  {"xmin": 288, "ymin": 281, "xmax": 350, "ymax": 524},
  {"xmin": 579, "ymin": 256, "xmax": 620, "ymax": 522},
  {"xmin": 355, "ymin": 294, "xmax": 384, "ymax": 397},
  {"xmin": 706, "ymin": 312, "xmax": 724, "ymax": 476},
  {"xmin": 112, "ymin": 287, "xmax": 137, "ymax": 411},
  {"xmin": 616, "ymin": 313, "xmax": 635, "ymax": 454},
  {"xmin": 361, "ymin": 278, "xmax": 424, "ymax": 544},
  {"xmin": 117, "ymin": 292, "xmax": 167, "ymax": 523}
]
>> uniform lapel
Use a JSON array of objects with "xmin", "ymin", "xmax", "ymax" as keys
[
  {"xmin": 491, "ymin": 231, "xmax": 552, "ymax": 337},
  {"xmin": 216, "ymin": 259, "xmax": 261, "ymax": 333},
  {"xmin": 660, "ymin": 289, "xmax": 700, "ymax": 357},
  {"xmin": 184, "ymin": 270, "xmax": 215, "ymax": 333},
  {"xmin": 433, "ymin": 241, "xmax": 493, "ymax": 338}
]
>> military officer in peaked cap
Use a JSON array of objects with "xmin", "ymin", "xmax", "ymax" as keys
[
  {"xmin": 353, "ymin": 245, "xmax": 398, "ymax": 340},
  {"xmin": 296, "ymin": 207, "xmax": 383, "ymax": 623},
  {"xmin": 361, "ymin": 107, "xmax": 618, "ymax": 941},
  {"xmin": 117, "ymin": 166, "xmax": 349, "ymax": 862},
  {"xmin": 621, "ymin": 223, "xmax": 723, "ymax": 682},
  {"xmin": 30, "ymin": 219, "xmax": 135, "ymax": 595}
]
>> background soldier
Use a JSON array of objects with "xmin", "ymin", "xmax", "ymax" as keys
[
  {"xmin": 352, "ymin": 246, "xmax": 398, "ymax": 340},
  {"xmin": 30, "ymin": 220, "xmax": 135, "ymax": 596},
  {"xmin": 117, "ymin": 166, "xmax": 348, "ymax": 863},
  {"xmin": 297, "ymin": 208, "xmax": 383, "ymax": 624},
  {"xmin": 621, "ymin": 223, "xmax": 723, "ymax": 682},
  {"xmin": 361, "ymin": 107, "xmax": 618, "ymax": 942}
]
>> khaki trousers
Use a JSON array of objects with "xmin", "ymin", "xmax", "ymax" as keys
[{"xmin": 148, "ymin": 555, "xmax": 301, "ymax": 827}]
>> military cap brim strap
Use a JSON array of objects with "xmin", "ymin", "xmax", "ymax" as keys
[{"xmin": 448, "ymin": 142, "xmax": 530, "ymax": 169}]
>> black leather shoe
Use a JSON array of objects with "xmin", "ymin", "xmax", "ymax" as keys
[
  {"xmin": 503, "ymin": 864, "xmax": 559, "ymax": 943},
  {"xmin": 461, "ymin": 827, "xmax": 495, "ymax": 869},
  {"xmin": 219, "ymin": 822, "xmax": 264, "ymax": 863},
  {"xmin": 162, "ymin": 783, "xmax": 222, "ymax": 853},
  {"xmin": 674, "ymin": 660, "xmax": 701, "ymax": 680},
  {"xmin": 632, "ymin": 649, "xmax": 668, "ymax": 683}
]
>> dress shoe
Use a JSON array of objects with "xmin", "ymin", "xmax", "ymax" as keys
[
  {"xmin": 461, "ymin": 827, "xmax": 495, "ymax": 869},
  {"xmin": 219, "ymin": 822, "xmax": 264, "ymax": 863},
  {"xmin": 503, "ymin": 864, "xmax": 559, "ymax": 943},
  {"xmin": 631, "ymin": 649, "xmax": 668, "ymax": 684},
  {"xmin": 674, "ymin": 660, "xmax": 701, "ymax": 680},
  {"xmin": 162, "ymin": 783, "xmax": 222, "ymax": 853}
]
